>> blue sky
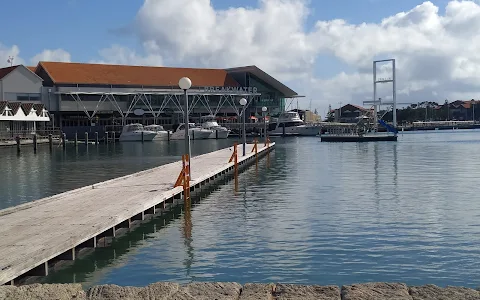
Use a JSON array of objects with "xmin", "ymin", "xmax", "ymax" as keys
[
  {"xmin": 1, "ymin": 0, "xmax": 448, "ymax": 66},
  {"xmin": 2, "ymin": 0, "xmax": 474, "ymax": 114}
]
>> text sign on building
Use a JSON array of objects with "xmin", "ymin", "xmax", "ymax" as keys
[{"xmin": 201, "ymin": 86, "xmax": 258, "ymax": 94}]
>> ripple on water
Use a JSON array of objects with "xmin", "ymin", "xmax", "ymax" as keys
[{"xmin": 4, "ymin": 133, "xmax": 480, "ymax": 287}]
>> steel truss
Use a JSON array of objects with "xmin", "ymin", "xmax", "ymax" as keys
[{"xmin": 61, "ymin": 89, "xmax": 259, "ymax": 125}]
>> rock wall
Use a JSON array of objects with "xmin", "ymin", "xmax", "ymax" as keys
[{"xmin": 1, "ymin": 281, "xmax": 480, "ymax": 300}]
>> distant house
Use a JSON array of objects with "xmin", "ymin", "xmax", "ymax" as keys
[
  {"xmin": 336, "ymin": 104, "xmax": 369, "ymax": 123},
  {"xmin": 435, "ymin": 100, "xmax": 478, "ymax": 121}
]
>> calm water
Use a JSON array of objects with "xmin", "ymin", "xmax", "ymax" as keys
[{"xmin": 2, "ymin": 131, "xmax": 480, "ymax": 288}]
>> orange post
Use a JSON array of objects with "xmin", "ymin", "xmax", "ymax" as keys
[
  {"xmin": 251, "ymin": 138, "xmax": 258, "ymax": 166},
  {"xmin": 229, "ymin": 143, "xmax": 238, "ymax": 181},
  {"xmin": 174, "ymin": 154, "xmax": 190, "ymax": 201}
]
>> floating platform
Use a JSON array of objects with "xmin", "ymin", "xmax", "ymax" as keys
[
  {"xmin": 0, "ymin": 142, "xmax": 274, "ymax": 285},
  {"xmin": 320, "ymin": 134, "xmax": 398, "ymax": 142}
]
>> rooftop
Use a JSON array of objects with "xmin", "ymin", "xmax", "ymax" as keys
[{"xmin": 36, "ymin": 61, "xmax": 240, "ymax": 88}]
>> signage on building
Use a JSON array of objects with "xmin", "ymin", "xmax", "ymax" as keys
[{"xmin": 201, "ymin": 86, "xmax": 258, "ymax": 94}]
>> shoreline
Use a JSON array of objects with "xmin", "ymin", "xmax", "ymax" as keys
[{"xmin": 1, "ymin": 282, "xmax": 480, "ymax": 299}]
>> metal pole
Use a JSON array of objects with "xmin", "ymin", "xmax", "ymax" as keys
[
  {"xmin": 242, "ymin": 105, "xmax": 246, "ymax": 156},
  {"xmin": 373, "ymin": 62, "xmax": 378, "ymax": 132},
  {"xmin": 392, "ymin": 59, "xmax": 397, "ymax": 130},
  {"xmin": 264, "ymin": 111, "xmax": 267, "ymax": 144},
  {"xmin": 184, "ymin": 89, "xmax": 191, "ymax": 177}
]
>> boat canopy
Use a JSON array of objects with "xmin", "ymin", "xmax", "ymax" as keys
[{"xmin": 123, "ymin": 123, "xmax": 144, "ymax": 132}]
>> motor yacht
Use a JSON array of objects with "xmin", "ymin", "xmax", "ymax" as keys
[
  {"xmin": 170, "ymin": 123, "xmax": 213, "ymax": 140},
  {"xmin": 143, "ymin": 124, "xmax": 171, "ymax": 141},
  {"xmin": 199, "ymin": 115, "xmax": 230, "ymax": 139},
  {"xmin": 267, "ymin": 111, "xmax": 320, "ymax": 136},
  {"xmin": 119, "ymin": 123, "xmax": 157, "ymax": 141}
]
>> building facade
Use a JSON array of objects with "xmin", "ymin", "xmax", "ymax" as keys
[
  {"xmin": 29, "ymin": 62, "xmax": 297, "ymax": 133},
  {"xmin": 0, "ymin": 65, "xmax": 50, "ymax": 139}
]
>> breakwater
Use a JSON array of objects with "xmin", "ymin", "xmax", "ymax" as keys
[{"xmin": 1, "ymin": 282, "xmax": 479, "ymax": 299}]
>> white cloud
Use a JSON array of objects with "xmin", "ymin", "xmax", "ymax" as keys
[
  {"xmin": 0, "ymin": 43, "xmax": 24, "ymax": 67},
  {"xmin": 90, "ymin": 44, "xmax": 163, "ymax": 66},
  {"xmin": 6, "ymin": 0, "xmax": 480, "ymax": 116},
  {"xmin": 127, "ymin": 0, "xmax": 480, "ymax": 114},
  {"xmin": 30, "ymin": 49, "xmax": 71, "ymax": 65}
]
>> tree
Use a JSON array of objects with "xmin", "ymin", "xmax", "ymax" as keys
[{"xmin": 325, "ymin": 105, "xmax": 335, "ymax": 122}]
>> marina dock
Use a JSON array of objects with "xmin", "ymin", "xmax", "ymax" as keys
[{"xmin": 0, "ymin": 142, "xmax": 275, "ymax": 286}]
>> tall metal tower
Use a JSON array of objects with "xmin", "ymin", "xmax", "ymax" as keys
[{"xmin": 364, "ymin": 59, "xmax": 397, "ymax": 133}]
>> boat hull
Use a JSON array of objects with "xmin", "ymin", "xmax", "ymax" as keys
[
  {"xmin": 269, "ymin": 126, "xmax": 320, "ymax": 136},
  {"xmin": 152, "ymin": 131, "xmax": 170, "ymax": 141},
  {"xmin": 119, "ymin": 131, "xmax": 157, "ymax": 142},
  {"xmin": 207, "ymin": 129, "xmax": 230, "ymax": 139},
  {"xmin": 170, "ymin": 129, "xmax": 213, "ymax": 140}
]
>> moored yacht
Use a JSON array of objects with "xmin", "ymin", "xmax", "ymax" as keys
[
  {"xmin": 170, "ymin": 123, "xmax": 213, "ymax": 140},
  {"xmin": 268, "ymin": 111, "xmax": 320, "ymax": 136},
  {"xmin": 200, "ymin": 115, "xmax": 230, "ymax": 139},
  {"xmin": 144, "ymin": 124, "xmax": 171, "ymax": 141},
  {"xmin": 119, "ymin": 123, "xmax": 157, "ymax": 142}
]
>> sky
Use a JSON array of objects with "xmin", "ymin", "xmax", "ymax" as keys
[{"xmin": 1, "ymin": 0, "xmax": 479, "ymax": 117}]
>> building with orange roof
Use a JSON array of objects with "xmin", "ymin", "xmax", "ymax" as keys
[{"xmin": 25, "ymin": 61, "xmax": 296, "ymax": 133}]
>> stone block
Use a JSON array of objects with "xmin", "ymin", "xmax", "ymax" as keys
[
  {"xmin": 87, "ymin": 282, "xmax": 179, "ymax": 300},
  {"xmin": 170, "ymin": 282, "xmax": 241, "ymax": 300},
  {"xmin": 0, "ymin": 283, "xmax": 85, "ymax": 300},
  {"xmin": 238, "ymin": 283, "xmax": 275, "ymax": 300},
  {"xmin": 409, "ymin": 284, "xmax": 480, "ymax": 300},
  {"xmin": 341, "ymin": 282, "xmax": 413, "ymax": 300},
  {"xmin": 273, "ymin": 284, "xmax": 340, "ymax": 300}
]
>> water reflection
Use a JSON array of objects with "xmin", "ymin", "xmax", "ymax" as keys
[{"xmin": 7, "ymin": 132, "xmax": 480, "ymax": 288}]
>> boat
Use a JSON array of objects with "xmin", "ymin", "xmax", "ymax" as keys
[
  {"xmin": 170, "ymin": 123, "xmax": 213, "ymax": 140},
  {"xmin": 119, "ymin": 123, "xmax": 157, "ymax": 142},
  {"xmin": 200, "ymin": 115, "xmax": 230, "ymax": 139},
  {"xmin": 268, "ymin": 111, "xmax": 320, "ymax": 136},
  {"xmin": 144, "ymin": 124, "xmax": 171, "ymax": 141}
]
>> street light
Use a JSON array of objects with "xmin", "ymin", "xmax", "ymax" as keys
[
  {"xmin": 179, "ymin": 77, "xmax": 192, "ymax": 177},
  {"xmin": 239, "ymin": 98, "xmax": 247, "ymax": 156},
  {"xmin": 262, "ymin": 106, "xmax": 267, "ymax": 144}
]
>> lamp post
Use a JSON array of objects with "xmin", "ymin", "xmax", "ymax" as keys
[
  {"xmin": 262, "ymin": 106, "xmax": 267, "ymax": 144},
  {"xmin": 179, "ymin": 77, "xmax": 192, "ymax": 177},
  {"xmin": 239, "ymin": 98, "xmax": 247, "ymax": 156}
]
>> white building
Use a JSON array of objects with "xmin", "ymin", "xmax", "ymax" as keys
[{"xmin": 0, "ymin": 65, "xmax": 50, "ymax": 140}]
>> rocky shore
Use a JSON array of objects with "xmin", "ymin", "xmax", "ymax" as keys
[{"xmin": 1, "ymin": 281, "xmax": 480, "ymax": 300}]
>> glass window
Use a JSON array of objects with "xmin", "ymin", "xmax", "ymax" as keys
[
  {"xmin": 29, "ymin": 94, "xmax": 41, "ymax": 101},
  {"xmin": 17, "ymin": 94, "xmax": 29, "ymax": 101}
]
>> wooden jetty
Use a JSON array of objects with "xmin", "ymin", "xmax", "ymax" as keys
[{"xmin": 0, "ymin": 142, "xmax": 274, "ymax": 286}]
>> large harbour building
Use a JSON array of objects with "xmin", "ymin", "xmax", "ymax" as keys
[{"xmin": 28, "ymin": 62, "xmax": 298, "ymax": 133}]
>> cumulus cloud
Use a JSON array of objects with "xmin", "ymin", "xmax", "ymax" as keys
[
  {"xmin": 30, "ymin": 49, "xmax": 71, "ymax": 65},
  {"xmin": 6, "ymin": 0, "xmax": 480, "ymax": 116},
  {"xmin": 126, "ymin": 0, "xmax": 480, "ymax": 114},
  {"xmin": 0, "ymin": 43, "xmax": 25, "ymax": 67},
  {"xmin": 90, "ymin": 43, "xmax": 163, "ymax": 66},
  {"xmin": 133, "ymin": 0, "xmax": 317, "ymax": 81}
]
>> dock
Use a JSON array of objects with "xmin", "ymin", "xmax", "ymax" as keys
[
  {"xmin": 0, "ymin": 142, "xmax": 274, "ymax": 286},
  {"xmin": 320, "ymin": 134, "xmax": 398, "ymax": 142}
]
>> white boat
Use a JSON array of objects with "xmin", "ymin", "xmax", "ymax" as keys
[
  {"xmin": 200, "ymin": 115, "xmax": 230, "ymax": 139},
  {"xmin": 119, "ymin": 123, "xmax": 157, "ymax": 142},
  {"xmin": 170, "ymin": 123, "xmax": 213, "ymax": 140},
  {"xmin": 268, "ymin": 111, "xmax": 320, "ymax": 136},
  {"xmin": 144, "ymin": 124, "xmax": 171, "ymax": 141}
]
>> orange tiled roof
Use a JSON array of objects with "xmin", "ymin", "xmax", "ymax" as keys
[
  {"xmin": 26, "ymin": 66, "xmax": 37, "ymax": 72},
  {"xmin": 37, "ymin": 61, "xmax": 240, "ymax": 87}
]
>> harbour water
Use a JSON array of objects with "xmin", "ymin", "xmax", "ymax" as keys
[{"xmin": 2, "ymin": 131, "xmax": 480, "ymax": 288}]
